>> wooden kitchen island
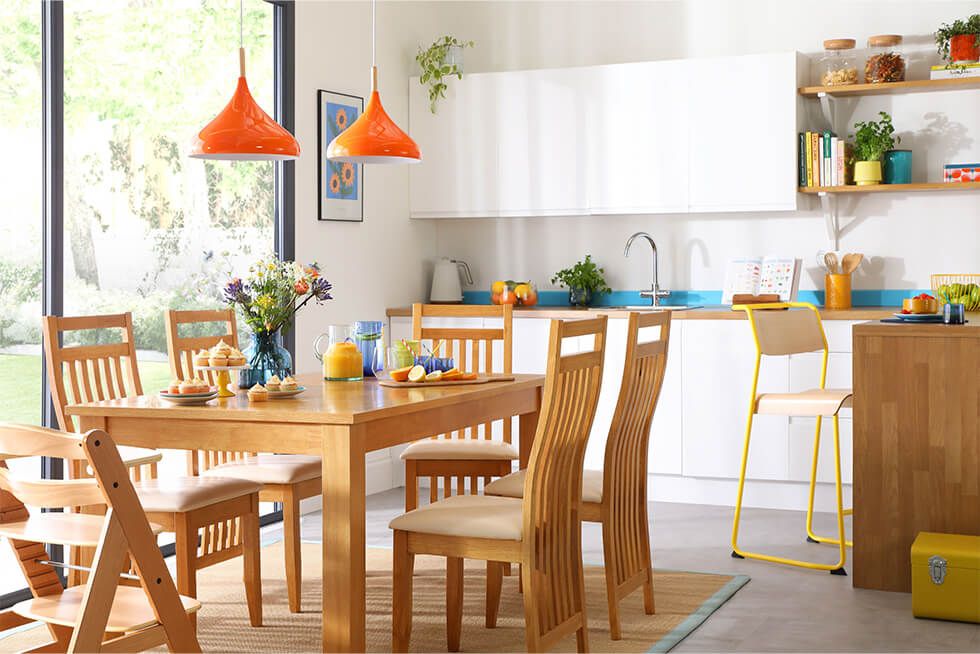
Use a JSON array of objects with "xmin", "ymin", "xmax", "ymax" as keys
[{"xmin": 853, "ymin": 320, "xmax": 980, "ymax": 592}]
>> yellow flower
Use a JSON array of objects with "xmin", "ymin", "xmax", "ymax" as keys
[
  {"xmin": 335, "ymin": 108, "xmax": 348, "ymax": 131},
  {"xmin": 329, "ymin": 173, "xmax": 341, "ymax": 194},
  {"xmin": 341, "ymin": 162, "xmax": 355, "ymax": 186}
]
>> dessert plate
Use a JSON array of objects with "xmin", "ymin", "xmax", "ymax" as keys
[
  {"xmin": 159, "ymin": 390, "xmax": 219, "ymax": 405},
  {"xmin": 267, "ymin": 386, "xmax": 306, "ymax": 399},
  {"xmin": 892, "ymin": 313, "xmax": 944, "ymax": 322}
]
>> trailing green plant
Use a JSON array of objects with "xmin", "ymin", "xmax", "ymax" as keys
[
  {"xmin": 850, "ymin": 111, "xmax": 899, "ymax": 162},
  {"xmin": 551, "ymin": 255, "xmax": 612, "ymax": 295},
  {"xmin": 416, "ymin": 36, "xmax": 474, "ymax": 113},
  {"xmin": 935, "ymin": 14, "xmax": 980, "ymax": 64}
]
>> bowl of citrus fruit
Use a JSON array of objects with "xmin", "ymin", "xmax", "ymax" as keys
[{"xmin": 491, "ymin": 280, "xmax": 538, "ymax": 306}]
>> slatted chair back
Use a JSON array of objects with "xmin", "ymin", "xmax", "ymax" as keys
[
  {"xmin": 41, "ymin": 313, "xmax": 143, "ymax": 434},
  {"xmin": 602, "ymin": 311, "xmax": 671, "ymax": 599},
  {"xmin": 521, "ymin": 316, "xmax": 607, "ymax": 651},
  {"xmin": 165, "ymin": 308, "xmax": 239, "ymax": 386},
  {"xmin": 0, "ymin": 423, "xmax": 200, "ymax": 652}
]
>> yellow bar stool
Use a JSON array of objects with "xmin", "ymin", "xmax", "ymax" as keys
[{"xmin": 730, "ymin": 302, "xmax": 853, "ymax": 575}]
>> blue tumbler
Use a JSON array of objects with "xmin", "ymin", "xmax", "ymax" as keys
[{"xmin": 883, "ymin": 150, "xmax": 912, "ymax": 184}]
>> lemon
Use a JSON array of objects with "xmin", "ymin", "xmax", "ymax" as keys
[
  {"xmin": 407, "ymin": 365, "xmax": 427, "ymax": 383},
  {"xmin": 491, "ymin": 280, "xmax": 506, "ymax": 295},
  {"xmin": 425, "ymin": 370, "xmax": 443, "ymax": 382}
]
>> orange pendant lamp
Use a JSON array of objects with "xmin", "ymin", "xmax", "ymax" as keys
[
  {"xmin": 327, "ymin": 0, "xmax": 420, "ymax": 164},
  {"xmin": 190, "ymin": 0, "xmax": 300, "ymax": 161}
]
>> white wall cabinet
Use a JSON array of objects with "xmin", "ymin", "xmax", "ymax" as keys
[{"xmin": 409, "ymin": 52, "xmax": 800, "ymax": 219}]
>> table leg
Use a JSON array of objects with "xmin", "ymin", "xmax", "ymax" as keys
[
  {"xmin": 321, "ymin": 425, "xmax": 366, "ymax": 653},
  {"xmin": 518, "ymin": 387, "xmax": 542, "ymax": 469}
]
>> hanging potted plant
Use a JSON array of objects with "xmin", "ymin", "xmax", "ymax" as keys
[
  {"xmin": 416, "ymin": 36, "xmax": 474, "ymax": 113},
  {"xmin": 551, "ymin": 255, "xmax": 612, "ymax": 308},
  {"xmin": 850, "ymin": 112, "xmax": 899, "ymax": 186},
  {"xmin": 935, "ymin": 14, "xmax": 980, "ymax": 65}
]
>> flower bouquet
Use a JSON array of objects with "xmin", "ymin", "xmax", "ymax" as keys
[{"xmin": 224, "ymin": 258, "xmax": 332, "ymax": 386}]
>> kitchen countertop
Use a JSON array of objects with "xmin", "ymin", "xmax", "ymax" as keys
[{"xmin": 386, "ymin": 305, "xmax": 898, "ymax": 320}]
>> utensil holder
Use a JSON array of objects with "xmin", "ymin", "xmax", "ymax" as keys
[{"xmin": 825, "ymin": 274, "xmax": 852, "ymax": 309}]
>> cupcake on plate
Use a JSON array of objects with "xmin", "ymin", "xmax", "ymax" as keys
[
  {"xmin": 167, "ymin": 380, "xmax": 181, "ymax": 394},
  {"xmin": 247, "ymin": 384, "xmax": 269, "ymax": 402},
  {"xmin": 280, "ymin": 376, "xmax": 298, "ymax": 391},
  {"xmin": 179, "ymin": 379, "xmax": 203, "ymax": 394},
  {"xmin": 227, "ymin": 347, "xmax": 246, "ymax": 366},
  {"xmin": 265, "ymin": 375, "xmax": 282, "ymax": 392}
]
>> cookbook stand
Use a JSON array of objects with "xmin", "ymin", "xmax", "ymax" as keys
[{"xmin": 195, "ymin": 365, "xmax": 248, "ymax": 397}]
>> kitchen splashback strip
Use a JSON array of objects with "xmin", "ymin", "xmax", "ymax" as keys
[{"xmin": 462, "ymin": 289, "xmax": 931, "ymax": 307}]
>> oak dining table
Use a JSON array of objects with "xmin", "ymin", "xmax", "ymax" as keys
[{"xmin": 66, "ymin": 372, "xmax": 544, "ymax": 652}]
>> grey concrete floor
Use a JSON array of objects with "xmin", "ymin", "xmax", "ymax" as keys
[{"xmin": 265, "ymin": 489, "xmax": 980, "ymax": 652}]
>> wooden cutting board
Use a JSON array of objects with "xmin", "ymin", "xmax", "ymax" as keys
[{"xmin": 378, "ymin": 374, "xmax": 515, "ymax": 388}]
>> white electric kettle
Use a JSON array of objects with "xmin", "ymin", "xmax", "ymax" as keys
[{"xmin": 429, "ymin": 258, "xmax": 472, "ymax": 303}]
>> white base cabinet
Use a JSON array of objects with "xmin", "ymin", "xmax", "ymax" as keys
[{"xmin": 385, "ymin": 315, "xmax": 858, "ymax": 511}]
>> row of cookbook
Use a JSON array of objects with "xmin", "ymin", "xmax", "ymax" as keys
[{"xmin": 798, "ymin": 131, "xmax": 853, "ymax": 188}]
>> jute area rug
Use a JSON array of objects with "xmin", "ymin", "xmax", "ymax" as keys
[{"xmin": 0, "ymin": 541, "xmax": 748, "ymax": 652}]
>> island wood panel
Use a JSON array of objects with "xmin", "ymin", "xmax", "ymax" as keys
[{"xmin": 852, "ymin": 323, "xmax": 980, "ymax": 592}]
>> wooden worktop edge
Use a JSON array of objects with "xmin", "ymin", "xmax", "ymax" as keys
[{"xmin": 386, "ymin": 306, "xmax": 896, "ymax": 321}]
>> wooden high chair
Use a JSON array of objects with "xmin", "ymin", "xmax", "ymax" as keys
[
  {"xmin": 42, "ymin": 313, "xmax": 264, "ymax": 626},
  {"xmin": 485, "ymin": 311, "xmax": 670, "ymax": 639},
  {"xmin": 400, "ymin": 303, "xmax": 515, "ymax": 512},
  {"xmin": 730, "ymin": 302, "xmax": 853, "ymax": 574},
  {"xmin": 390, "ymin": 316, "xmax": 607, "ymax": 653},
  {"xmin": 165, "ymin": 308, "xmax": 322, "ymax": 613},
  {"xmin": 0, "ymin": 423, "xmax": 201, "ymax": 652}
]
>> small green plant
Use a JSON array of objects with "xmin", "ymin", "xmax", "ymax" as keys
[
  {"xmin": 850, "ymin": 111, "xmax": 899, "ymax": 162},
  {"xmin": 935, "ymin": 14, "xmax": 980, "ymax": 64},
  {"xmin": 416, "ymin": 36, "xmax": 474, "ymax": 113},
  {"xmin": 551, "ymin": 255, "xmax": 612, "ymax": 295}
]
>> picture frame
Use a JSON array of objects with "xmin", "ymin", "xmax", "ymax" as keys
[{"xmin": 317, "ymin": 89, "xmax": 364, "ymax": 222}]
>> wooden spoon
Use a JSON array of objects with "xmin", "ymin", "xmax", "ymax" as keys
[
  {"xmin": 824, "ymin": 252, "xmax": 840, "ymax": 274},
  {"xmin": 841, "ymin": 253, "xmax": 863, "ymax": 275}
]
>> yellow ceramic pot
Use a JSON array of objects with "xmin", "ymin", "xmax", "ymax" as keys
[{"xmin": 854, "ymin": 160, "xmax": 882, "ymax": 186}]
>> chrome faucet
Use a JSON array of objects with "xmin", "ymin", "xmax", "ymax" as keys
[{"xmin": 624, "ymin": 232, "xmax": 671, "ymax": 307}]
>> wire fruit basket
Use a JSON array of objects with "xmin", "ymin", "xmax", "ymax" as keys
[{"xmin": 931, "ymin": 274, "xmax": 980, "ymax": 311}]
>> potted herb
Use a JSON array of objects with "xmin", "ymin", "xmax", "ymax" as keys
[
  {"xmin": 551, "ymin": 255, "xmax": 612, "ymax": 307},
  {"xmin": 936, "ymin": 14, "xmax": 980, "ymax": 65},
  {"xmin": 850, "ymin": 111, "xmax": 899, "ymax": 186},
  {"xmin": 416, "ymin": 36, "xmax": 474, "ymax": 113}
]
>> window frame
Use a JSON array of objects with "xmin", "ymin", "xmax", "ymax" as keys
[{"xmin": 0, "ymin": 0, "xmax": 296, "ymax": 611}]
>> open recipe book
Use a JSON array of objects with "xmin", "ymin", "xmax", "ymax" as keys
[{"xmin": 722, "ymin": 256, "xmax": 801, "ymax": 304}]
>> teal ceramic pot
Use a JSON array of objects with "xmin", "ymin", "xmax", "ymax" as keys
[{"xmin": 884, "ymin": 150, "xmax": 912, "ymax": 184}]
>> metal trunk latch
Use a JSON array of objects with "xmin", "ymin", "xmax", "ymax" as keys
[{"xmin": 928, "ymin": 555, "xmax": 947, "ymax": 585}]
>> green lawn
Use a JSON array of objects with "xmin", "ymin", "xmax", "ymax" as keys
[{"xmin": 0, "ymin": 354, "xmax": 173, "ymax": 425}]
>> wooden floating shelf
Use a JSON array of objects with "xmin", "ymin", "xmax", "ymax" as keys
[
  {"xmin": 799, "ymin": 77, "xmax": 980, "ymax": 98},
  {"xmin": 799, "ymin": 182, "xmax": 980, "ymax": 194}
]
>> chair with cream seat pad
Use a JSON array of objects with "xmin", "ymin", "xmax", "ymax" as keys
[
  {"xmin": 42, "ymin": 313, "xmax": 263, "ymax": 626},
  {"xmin": 0, "ymin": 422, "xmax": 201, "ymax": 652},
  {"xmin": 731, "ymin": 302, "xmax": 853, "ymax": 575},
  {"xmin": 486, "ymin": 311, "xmax": 670, "ymax": 639},
  {"xmin": 400, "ymin": 303, "xmax": 516, "ymax": 512},
  {"xmin": 166, "ymin": 308, "xmax": 321, "ymax": 613},
  {"xmin": 390, "ymin": 316, "xmax": 607, "ymax": 653}
]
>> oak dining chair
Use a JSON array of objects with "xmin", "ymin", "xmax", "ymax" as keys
[
  {"xmin": 400, "ymin": 303, "xmax": 515, "ymax": 512},
  {"xmin": 41, "ymin": 313, "xmax": 263, "ymax": 626},
  {"xmin": 485, "ymin": 311, "xmax": 670, "ymax": 639},
  {"xmin": 165, "ymin": 308, "xmax": 322, "ymax": 613},
  {"xmin": 390, "ymin": 316, "xmax": 607, "ymax": 653},
  {"xmin": 0, "ymin": 422, "xmax": 201, "ymax": 652},
  {"xmin": 730, "ymin": 302, "xmax": 852, "ymax": 574}
]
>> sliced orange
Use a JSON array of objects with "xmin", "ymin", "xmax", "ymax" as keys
[
  {"xmin": 388, "ymin": 366, "xmax": 413, "ymax": 382},
  {"xmin": 458, "ymin": 372, "xmax": 478, "ymax": 381},
  {"xmin": 442, "ymin": 368, "xmax": 463, "ymax": 380}
]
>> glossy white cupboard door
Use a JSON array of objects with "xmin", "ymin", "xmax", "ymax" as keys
[
  {"xmin": 687, "ymin": 52, "xmax": 799, "ymax": 213},
  {"xmin": 681, "ymin": 320, "xmax": 790, "ymax": 480},
  {"xmin": 494, "ymin": 67, "xmax": 590, "ymax": 216},
  {"xmin": 588, "ymin": 60, "xmax": 689, "ymax": 214}
]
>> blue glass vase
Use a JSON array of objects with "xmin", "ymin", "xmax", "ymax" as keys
[
  {"xmin": 239, "ymin": 331, "xmax": 292, "ymax": 388},
  {"xmin": 352, "ymin": 320, "xmax": 384, "ymax": 377}
]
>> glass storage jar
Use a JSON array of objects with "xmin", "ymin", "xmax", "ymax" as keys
[
  {"xmin": 820, "ymin": 38, "xmax": 858, "ymax": 86},
  {"xmin": 865, "ymin": 34, "xmax": 905, "ymax": 83}
]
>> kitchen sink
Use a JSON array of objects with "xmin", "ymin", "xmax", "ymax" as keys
[{"xmin": 603, "ymin": 305, "xmax": 702, "ymax": 311}]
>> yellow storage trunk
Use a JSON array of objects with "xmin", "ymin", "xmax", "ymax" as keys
[{"xmin": 911, "ymin": 532, "xmax": 980, "ymax": 623}]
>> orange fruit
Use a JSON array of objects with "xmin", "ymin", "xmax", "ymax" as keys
[
  {"xmin": 499, "ymin": 292, "xmax": 518, "ymax": 305},
  {"xmin": 389, "ymin": 366, "xmax": 413, "ymax": 382},
  {"xmin": 407, "ymin": 365, "xmax": 427, "ymax": 383},
  {"xmin": 491, "ymin": 281, "xmax": 506, "ymax": 295},
  {"xmin": 514, "ymin": 283, "xmax": 530, "ymax": 298},
  {"xmin": 491, "ymin": 293, "xmax": 501, "ymax": 305},
  {"xmin": 458, "ymin": 372, "xmax": 478, "ymax": 381},
  {"xmin": 442, "ymin": 368, "xmax": 463, "ymax": 380}
]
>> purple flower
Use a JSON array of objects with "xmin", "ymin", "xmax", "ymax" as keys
[
  {"xmin": 311, "ymin": 277, "xmax": 333, "ymax": 302},
  {"xmin": 224, "ymin": 278, "xmax": 248, "ymax": 304}
]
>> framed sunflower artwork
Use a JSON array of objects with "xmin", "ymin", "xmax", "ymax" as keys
[{"xmin": 317, "ymin": 90, "xmax": 364, "ymax": 222}]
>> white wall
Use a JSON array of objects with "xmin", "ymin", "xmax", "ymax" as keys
[{"xmin": 420, "ymin": 0, "xmax": 980, "ymax": 294}]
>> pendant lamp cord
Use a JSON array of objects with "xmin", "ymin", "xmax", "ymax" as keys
[
  {"xmin": 240, "ymin": 0, "xmax": 244, "ymax": 49},
  {"xmin": 372, "ymin": 0, "xmax": 376, "ymax": 67}
]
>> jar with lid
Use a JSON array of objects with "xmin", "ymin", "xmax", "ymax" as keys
[
  {"xmin": 820, "ymin": 39, "xmax": 858, "ymax": 86},
  {"xmin": 865, "ymin": 34, "xmax": 905, "ymax": 83}
]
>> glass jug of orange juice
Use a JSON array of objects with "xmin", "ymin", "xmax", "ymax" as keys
[{"xmin": 314, "ymin": 324, "xmax": 363, "ymax": 381}]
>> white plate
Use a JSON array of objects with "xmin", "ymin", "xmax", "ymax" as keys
[
  {"xmin": 194, "ymin": 364, "xmax": 249, "ymax": 371},
  {"xmin": 159, "ymin": 388, "xmax": 218, "ymax": 398},
  {"xmin": 892, "ymin": 312, "xmax": 943, "ymax": 322},
  {"xmin": 267, "ymin": 386, "xmax": 306, "ymax": 399},
  {"xmin": 159, "ymin": 391, "xmax": 219, "ymax": 405}
]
